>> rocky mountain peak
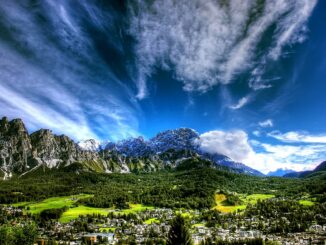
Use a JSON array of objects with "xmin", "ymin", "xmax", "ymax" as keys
[
  {"xmin": 0, "ymin": 117, "xmax": 264, "ymax": 178},
  {"xmin": 0, "ymin": 117, "xmax": 32, "ymax": 176},
  {"xmin": 149, "ymin": 128, "xmax": 199, "ymax": 153},
  {"xmin": 0, "ymin": 117, "xmax": 9, "ymax": 131},
  {"xmin": 116, "ymin": 136, "xmax": 152, "ymax": 157},
  {"xmin": 10, "ymin": 118, "xmax": 26, "ymax": 131}
]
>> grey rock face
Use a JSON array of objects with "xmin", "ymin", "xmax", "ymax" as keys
[
  {"xmin": 0, "ymin": 117, "xmax": 107, "ymax": 177},
  {"xmin": 30, "ymin": 129, "xmax": 98, "ymax": 168},
  {"xmin": 0, "ymin": 117, "xmax": 32, "ymax": 176}
]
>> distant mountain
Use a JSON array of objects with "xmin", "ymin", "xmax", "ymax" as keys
[
  {"xmin": 267, "ymin": 168, "xmax": 295, "ymax": 177},
  {"xmin": 283, "ymin": 161, "xmax": 326, "ymax": 178},
  {"xmin": 104, "ymin": 128, "xmax": 264, "ymax": 176},
  {"xmin": 0, "ymin": 117, "xmax": 264, "ymax": 179}
]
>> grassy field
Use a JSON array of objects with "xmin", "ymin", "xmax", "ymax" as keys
[
  {"xmin": 124, "ymin": 203, "xmax": 154, "ymax": 213},
  {"xmin": 9, "ymin": 195, "xmax": 154, "ymax": 223},
  {"xmin": 243, "ymin": 194, "xmax": 275, "ymax": 204},
  {"xmin": 60, "ymin": 203, "xmax": 155, "ymax": 223},
  {"xmin": 9, "ymin": 192, "xmax": 277, "ymax": 222},
  {"xmin": 12, "ymin": 194, "xmax": 93, "ymax": 214},
  {"xmin": 144, "ymin": 218, "xmax": 160, "ymax": 225},
  {"xmin": 192, "ymin": 223, "xmax": 205, "ymax": 228},
  {"xmin": 59, "ymin": 205, "xmax": 112, "ymax": 223},
  {"xmin": 214, "ymin": 193, "xmax": 275, "ymax": 213},
  {"xmin": 299, "ymin": 200, "xmax": 314, "ymax": 206},
  {"xmin": 11, "ymin": 201, "xmax": 30, "ymax": 207}
]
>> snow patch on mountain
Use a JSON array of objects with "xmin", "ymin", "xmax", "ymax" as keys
[{"xmin": 78, "ymin": 139, "xmax": 101, "ymax": 152}]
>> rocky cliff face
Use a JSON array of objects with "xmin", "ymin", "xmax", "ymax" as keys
[
  {"xmin": 0, "ymin": 117, "xmax": 112, "ymax": 178},
  {"xmin": 0, "ymin": 117, "xmax": 32, "ymax": 177},
  {"xmin": 0, "ymin": 117, "xmax": 168, "ymax": 178},
  {"xmin": 30, "ymin": 129, "xmax": 100, "ymax": 168}
]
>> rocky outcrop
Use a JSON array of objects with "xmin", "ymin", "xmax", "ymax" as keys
[
  {"xmin": 0, "ymin": 117, "xmax": 32, "ymax": 177},
  {"xmin": 30, "ymin": 129, "xmax": 100, "ymax": 168},
  {"xmin": 0, "ymin": 117, "xmax": 113, "ymax": 178}
]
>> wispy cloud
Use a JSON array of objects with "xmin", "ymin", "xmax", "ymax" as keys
[
  {"xmin": 268, "ymin": 131, "xmax": 326, "ymax": 144},
  {"xmin": 229, "ymin": 96, "xmax": 250, "ymax": 110},
  {"xmin": 0, "ymin": 1, "xmax": 140, "ymax": 141},
  {"xmin": 129, "ymin": 0, "xmax": 317, "ymax": 97},
  {"xmin": 259, "ymin": 119, "xmax": 273, "ymax": 128}
]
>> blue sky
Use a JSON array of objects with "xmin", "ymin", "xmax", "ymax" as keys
[{"xmin": 0, "ymin": 0, "xmax": 325, "ymax": 173}]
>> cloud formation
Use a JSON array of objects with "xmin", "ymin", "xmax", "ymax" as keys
[
  {"xmin": 196, "ymin": 129, "xmax": 323, "ymax": 174},
  {"xmin": 196, "ymin": 130, "xmax": 254, "ymax": 163},
  {"xmin": 259, "ymin": 119, "xmax": 273, "ymax": 128},
  {"xmin": 0, "ymin": 1, "xmax": 140, "ymax": 141},
  {"xmin": 129, "ymin": 0, "xmax": 317, "ymax": 98},
  {"xmin": 268, "ymin": 131, "xmax": 326, "ymax": 144},
  {"xmin": 229, "ymin": 96, "xmax": 250, "ymax": 110}
]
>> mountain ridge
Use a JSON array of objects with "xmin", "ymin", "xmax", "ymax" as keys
[
  {"xmin": 0, "ymin": 117, "xmax": 264, "ymax": 179},
  {"xmin": 283, "ymin": 161, "xmax": 326, "ymax": 178},
  {"xmin": 267, "ymin": 168, "xmax": 296, "ymax": 177}
]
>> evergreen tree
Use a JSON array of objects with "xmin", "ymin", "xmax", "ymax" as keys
[{"xmin": 167, "ymin": 214, "xmax": 193, "ymax": 245}]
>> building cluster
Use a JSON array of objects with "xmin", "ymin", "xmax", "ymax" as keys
[{"xmin": 1, "ymin": 205, "xmax": 326, "ymax": 244}]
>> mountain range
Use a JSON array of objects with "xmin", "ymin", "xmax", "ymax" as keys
[
  {"xmin": 283, "ymin": 161, "xmax": 326, "ymax": 178},
  {"xmin": 267, "ymin": 168, "xmax": 296, "ymax": 177},
  {"xmin": 0, "ymin": 116, "xmax": 265, "ymax": 179}
]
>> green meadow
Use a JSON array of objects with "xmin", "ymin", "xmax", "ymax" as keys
[
  {"xmin": 60, "ymin": 203, "xmax": 154, "ymax": 223},
  {"xmin": 59, "ymin": 205, "xmax": 112, "ymax": 223},
  {"xmin": 299, "ymin": 200, "xmax": 314, "ymax": 206},
  {"xmin": 121, "ymin": 203, "xmax": 155, "ymax": 214},
  {"xmin": 9, "ymin": 196, "xmax": 155, "ymax": 223},
  {"xmin": 11, "ymin": 194, "xmax": 93, "ymax": 214},
  {"xmin": 214, "ymin": 193, "xmax": 275, "ymax": 213},
  {"xmin": 144, "ymin": 218, "xmax": 160, "ymax": 225},
  {"xmin": 9, "ymin": 192, "xmax": 282, "ymax": 222}
]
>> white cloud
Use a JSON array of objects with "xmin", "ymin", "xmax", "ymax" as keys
[
  {"xmin": 259, "ymin": 119, "xmax": 273, "ymax": 128},
  {"xmin": 248, "ymin": 142, "xmax": 325, "ymax": 174},
  {"xmin": 196, "ymin": 130, "xmax": 255, "ymax": 163},
  {"xmin": 196, "ymin": 129, "xmax": 324, "ymax": 174},
  {"xmin": 268, "ymin": 131, "xmax": 326, "ymax": 144},
  {"xmin": 129, "ymin": 0, "xmax": 317, "ymax": 96},
  {"xmin": 229, "ymin": 96, "xmax": 250, "ymax": 110}
]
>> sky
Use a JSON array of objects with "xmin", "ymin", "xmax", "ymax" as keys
[{"xmin": 0, "ymin": 0, "xmax": 326, "ymax": 174}]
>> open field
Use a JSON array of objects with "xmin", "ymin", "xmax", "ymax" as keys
[
  {"xmin": 10, "ymin": 194, "xmax": 93, "ymax": 214},
  {"xmin": 299, "ymin": 200, "xmax": 315, "ymax": 206},
  {"xmin": 144, "ymin": 218, "xmax": 160, "ymax": 225},
  {"xmin": 59, "ymin": 203, "xmax": 155, "ymax": 223},
  {"xmin": 8, "ymin": 196, "xmax": 155, "ymax": 223},
  {"xmin": 242, "ymin": 194, "xmax": 275, "ymax": 204},
  {"xmin": 122, "ymin": 203, "xmax": 154, "ymax": 214},
  {"xmin": 59, "ymin": 205, "xmax": 112, "ymax": 223},
  {"xmin": 60, "ymin": 203, "xmax": 154, "ymax": 223},
  {"xmin": 214, "ymin": 193, "xmax": 275, "ymax": 213}
]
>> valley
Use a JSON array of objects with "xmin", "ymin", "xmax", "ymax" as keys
[
  {"xmin": 0, "ymin": 117, "xmax": 325, "ymax": 244},
  {"xmin": 0, "ymin": 166, "xmax": 325, "ymax": 244}
]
